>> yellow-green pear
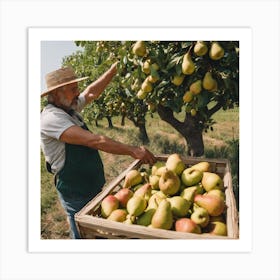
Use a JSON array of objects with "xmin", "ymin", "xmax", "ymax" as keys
[
  {"xmin": 181, "ymin": 168, "xmax": 203, "ymax": 186},
  {"xmin": 107, "ymin": 209, "xmax": 128, "ymax": 223},
  {"xmin": 148, "ymin": 191, "xmax": 167, "ymax": 208},
  {"xmin": 165, "ymin": 153, "xmax": 185, "ymax": 176},
  {"xmin": 167, "ymin": 196, "xmax": 191, "ymax": 217},
  {"xmin": 189, "ymin": 80, "xmax": 202, "ymax": 95},
  {"xmin": 207, "ymin": 189, "xmax": 226, "ymax": 201},
  {"xmin": 182, "ymin": 53, "xmax": 195, "ymax": 75},
  {"xmin": 123, "ymin": 169, "xmax": 143, "ymax": 188},
  {"xmin": 201, "ymin": 172, "xmax": 224, "ymax": 191},
  {"xmin": 209, "ymin": 42, "xmax": 224, "ymax": 60},
  {"xmin": 132, "ymin": 41, "xmax": 146, "ymax": 57},
  {"xmin": 190, "ymin": 161, "xmax": 211, "ymax": 172},
  {"xmin": 171, "ymin": 75, "xmax": 185, "ymax": 86},
  {"xmin": 155, "ymin": 166, "xmax": 168, "ymax": 177},
  {"xmin": 159, "ymin": 169, "xmax": 181, "ymax": 196},
  {"xmin": 151, "ymin": 200, "xmax": 173, "ymax": 230},
  {"xmin": 147, "ymin": 74, "xmax": 159, "ymax": 83},
  {"xmin": 202, "ymin": 72, "xmax": 216, "ymax": 91},
  {"xmin": 207, "ymin": 221, "xmax": 227, "ymax": 236},
  {"xmin": 183, "ymin": 91, "xmax": 194, "ymax": 103},
  {"xmin": 123, "ymin": 214, "xmax": 136, "ymax": 224},
  {"xmin": 146, "ymin": 195, "xmax": 159, "ymax": 210},
  {"xmin": 126, "ymin": 196, "xmax": 147, "ymax": 217},
  {"xmin": 142, "ymin": 59, "xmax": 151, "ymax": 74},
  {"xmin": 194, "ymin": 41, "xmax": 208, "ymax": 56},
  {"xmin": 134, "ymin": 183, "xmax": 152, "ymax": 202},
  {"xmin": 141, "ymin": 79, "xmax": 153, "ymax": 93},
  {"xmin": 180, "ymin": 186, "xmax": 198, "ymax": 203},
  {"xmin": 137, "ymin": 89, "xmax": 148, "ymax": 100},
  {"xmin": 191, "ymin": 207, "xmax": 209, "ymax": 227},
  {"xmin": 149, "ymin": 175, "xmax": 160, "ymax": 190},
  {"xmin": 151, "ymin": 161, "xmax": 165, "ymax": 175},
  {"xmin": 136, "ymin": 208, "xmax": 156, "ymax": 226}
]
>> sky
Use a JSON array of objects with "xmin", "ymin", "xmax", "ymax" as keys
[{"xmin": 41, "ymin": 41, "xmax": 83, "ymax": 91}]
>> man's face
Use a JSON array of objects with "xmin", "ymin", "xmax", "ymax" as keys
[{"xmin": 54, "ymin": 83, "xmax": 80, "ymax": 110}]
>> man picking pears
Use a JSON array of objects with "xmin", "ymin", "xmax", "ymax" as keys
[{"xmin": 41, "ymin": 62, "xmax": 156, "ymax": 239}]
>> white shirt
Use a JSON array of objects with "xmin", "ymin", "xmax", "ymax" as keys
[{"xmin": 40, "ymin": 95, "xmax": 86, "ymax": 174}]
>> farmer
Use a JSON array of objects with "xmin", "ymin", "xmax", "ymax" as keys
[{"xmin": 41, "ymin": 63, "xmax": 156, "ymax": 239}]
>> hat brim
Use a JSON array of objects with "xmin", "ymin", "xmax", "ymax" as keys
[{"xmin": 41, "ymin": 76, "xmax": 89, "ymax": 97}]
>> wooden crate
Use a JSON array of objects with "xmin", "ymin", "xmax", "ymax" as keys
[{"xmin": 75, "ymin": 155, "xmax": 239, "ymax": 239}]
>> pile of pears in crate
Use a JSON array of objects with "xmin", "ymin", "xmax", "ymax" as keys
[{"xmin": 100, "ymin": 154, "xmax": 227, "ymax": 236}]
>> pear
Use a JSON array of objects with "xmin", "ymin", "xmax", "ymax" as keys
[
  {"xmin": 137, "ymin": 208, "xmax": 156, "ymax": 226},
  {"xmin": 151, "ymin": 200, "xmax": 173, "ymax": 230},
  {"xmin": 147, "ymin": 74, "xmax": 159, "ymax": 83},
  {"xmin": 209, "ymin": 42, "xmax": 224, "ymax": 60},
  {"xmin": 165, "ymin": 153, "xmax": 185, "ymax": 176},
  {"xmin": 171, "ymin": 75, "xmax": 185, "ymax": 86},
  {"xmin": 189, "ymin": 80, "xmax": 202, "ymax": 95},
  {"xmin": 201, "ymin": 172, "xmax": 224, "ymax": 191},
  {"xmin": 151, "ymin": 63, "xmax": 159, "ymax": 71},
  {"xmin": 141, "ymin": 79, "xmax": 153, "ymax": 93},
  {"xmin": 202, "ymin": 72, "xmax": 216, "ymax": 91},
  {"xmin": 142, "ymin": 59, "xmax": 151, "ymax": 74},
  {"xmin": 180, "ymin": 186, "xmax": 199, "ymax": 202},
  {"xmin": 194, "ymin": 194, "xmax": 225, "ymax": 216},
  {"xmin": 149, "ymin": 175, "xmax": 160, "ymax": 190},
  {"xmin": 207, "ymin": 221, "xmax": 227, "ymax": 236},
  {"xmin": 182, "ymin": 91, "xmax": 193, "ymax": 103},
  {"xmin": 159, "ymin": 169, "xmax": 180, "ymax": 196},
  {"xmin": 123, "ymin": 214, "xmax": 136, "ymax": 225},
  {"xmin": 101, "ymin": 195, "xmax": 119, "ymax": 218},
  {"xmin": 207, "ymin": 189, "xmax": 226, "ymax": 201},
  {"xmin": 190, "ymin": 161, "xmax": 211, "ymax": 172},
  {"xmin": 134, "ymin": 183, "xmax": 152, "ymax": 201},
  {"xmin": 194, "ymin": 41, "xmax": 208, "ymax": 56},
  {"xmin": 107, "ymin": 209, "xmax": 128, "ymax": 222},
  {"xmin": 132, "ymin": 41, "xmax": 146, "ymax": 57},
  {"xmin": 175, "ymin": 218, "xmax": 201, "ymax": 234},
  {"xmin": 137, "ymin": 89, "xmax": 148, "ymax": 100},
  {"xmin": 147, "ymin": 191, "xmax": 167, "ymax": 210},
  {"xmin": 155, "ymin": 166, "xmax": 168, "ymax": 177},
  {"xmin": 191, "ymin": 207, "xmax": 209, "ymax": 227},
  {"xmin": 123, "ymin": 169, "xmax": 143, "ymax": 188},
  {"xmin": 182, "ymin": 53, "xmax": 195, "ymax": 75},
  {"xmin": 126, "ymin": 196, "xmax": 147, "ymax": 217},
  {"xmin": 181, "ymin": 168, "xmax": 203, "ymax": 186},
  {"xmin": 114, "ymin": 188, "xmax": 134, "ymax": 208},
  {"xmin": 146, "ymin": 195, "xmax": 159, "ymax": 210},
  {"xmin": 167, "ymin": 196, "xmax": 191, "ymax": 218},
  {"xmin": 209, "ymin": 79, "xmax": 218, "ymax": 92},
  {"xmin": 151, "ymin": 161, "xmax": 165, "ymax": 175}
]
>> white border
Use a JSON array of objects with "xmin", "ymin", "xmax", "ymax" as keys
[{"xmin": 28, "ymin": 27, "xmax": 252, "ymax": 253}]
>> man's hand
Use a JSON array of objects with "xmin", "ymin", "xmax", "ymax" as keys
[{"xmin": 131, "ymin": 146, "xmax": 156, "ymax": 166}]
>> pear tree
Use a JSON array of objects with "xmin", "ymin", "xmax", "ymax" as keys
[
  {"xmin": 63, "ymin": 40, "xmax": 239, "ymax": 156},
  {"xmin": 120, "ymin": 40, "xmax": 239, "ymax": 156}
]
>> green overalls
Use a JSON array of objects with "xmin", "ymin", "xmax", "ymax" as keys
[{"xmin": 54, "ymin": 111, "xmax": 105, "ymax": 238}]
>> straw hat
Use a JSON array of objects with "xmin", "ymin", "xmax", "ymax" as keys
[{"xmin": 41, "ymin": 67, "xmax": 88, "ymax": 97}]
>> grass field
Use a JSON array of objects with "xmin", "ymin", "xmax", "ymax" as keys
[{"xmin": 41, "ymin": 107, "xmax": 239, "ymax": 239}]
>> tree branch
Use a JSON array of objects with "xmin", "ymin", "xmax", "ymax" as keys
[{"xmin": 157, "ymin": 104, "xmax": 184, "ymax": 130}]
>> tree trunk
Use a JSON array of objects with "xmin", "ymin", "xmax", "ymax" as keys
[
  {"xmin": 106, "ymin": 116, "xmax": 113, "ymax": 128},
  {"xmin": 138, "ymin": 122, "xmax": 149, "ymax": 145},
  {"xmin": 121, "ymin": 114, "xmax": 126, "ymax": 126},
  {"xmin": 157, "ymin": 104, "xmax": 204, "ymax": 156}
]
